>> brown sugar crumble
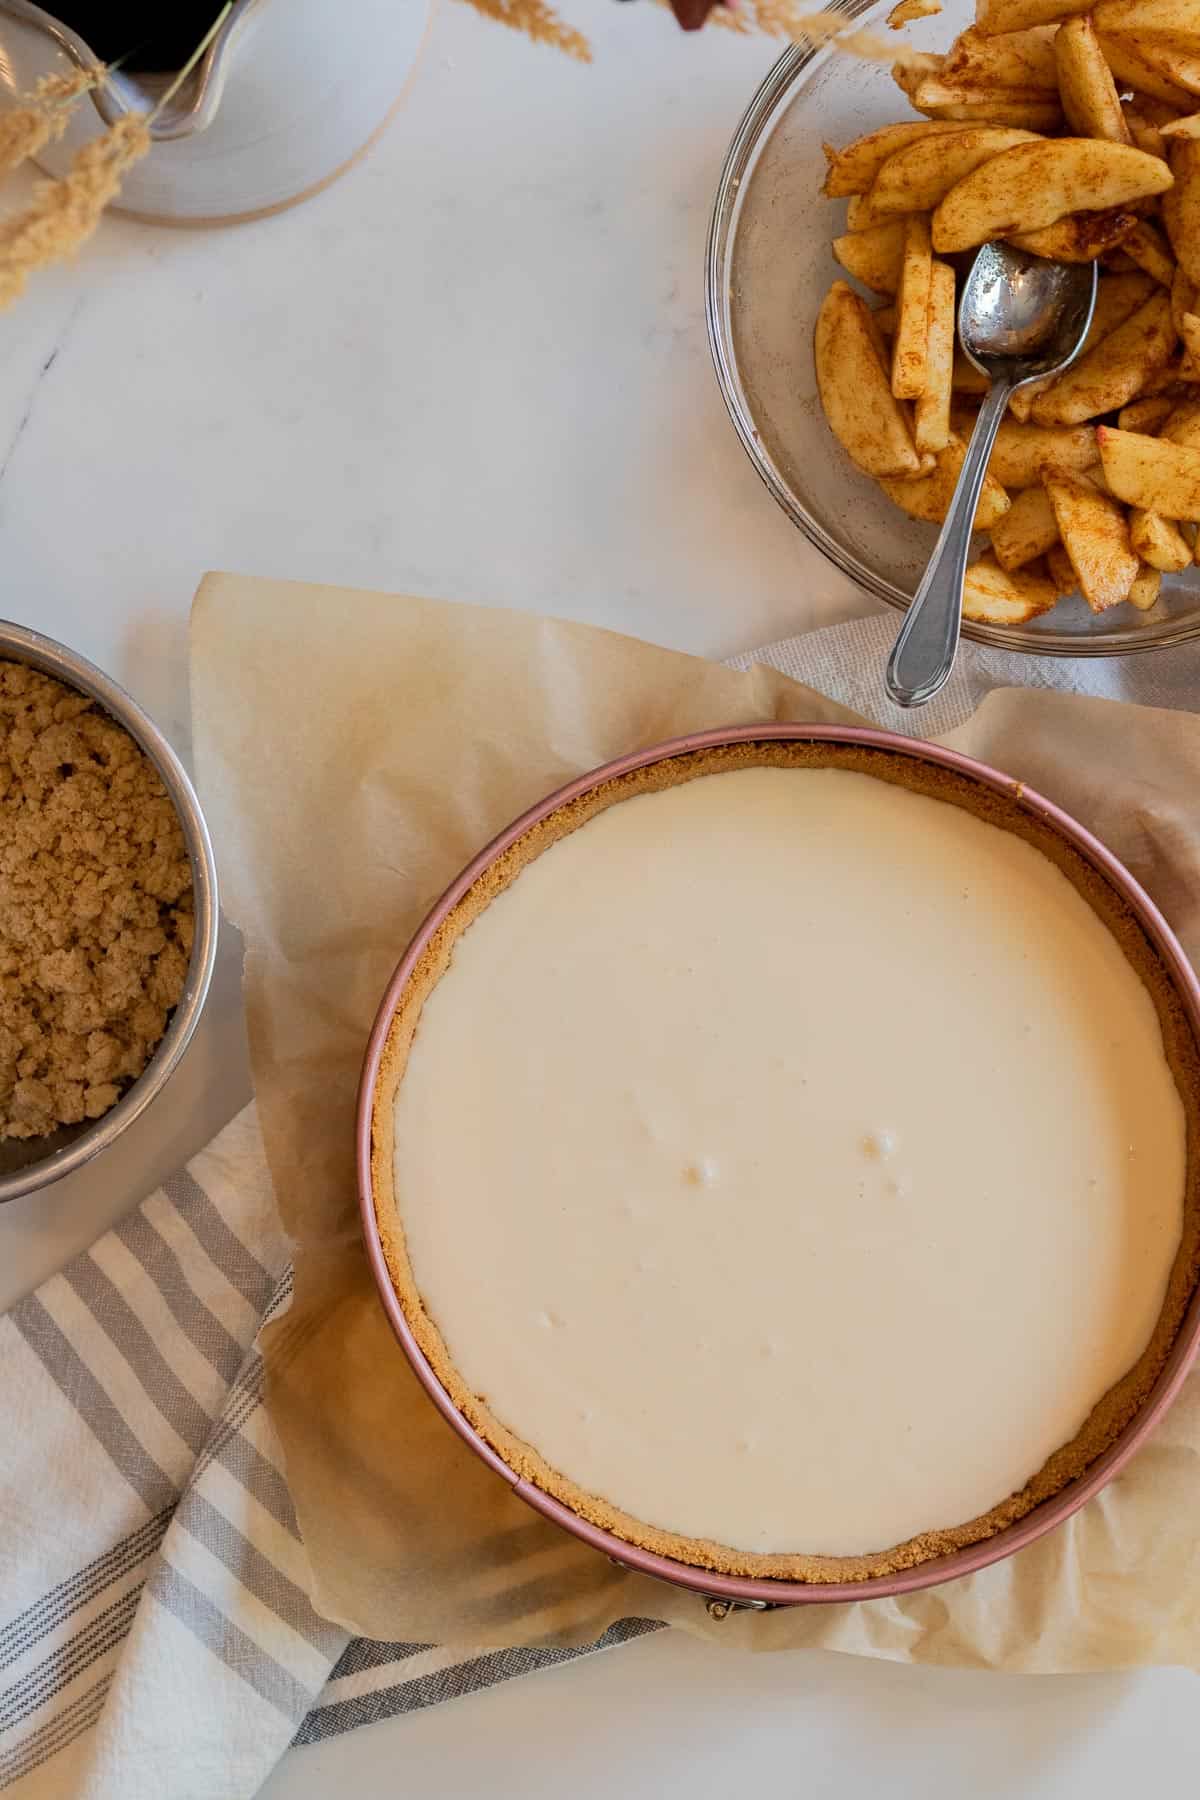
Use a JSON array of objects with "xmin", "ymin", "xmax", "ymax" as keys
[{"xmin": 0, "ymin": 659, "xmax": 193, "ymax": 1141}]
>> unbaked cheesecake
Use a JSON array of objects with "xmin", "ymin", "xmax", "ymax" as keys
[{"xmin": 371, "ymin": 744, "xmax": 1200, "ymax": 1581}]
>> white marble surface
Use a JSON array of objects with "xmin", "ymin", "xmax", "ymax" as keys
[{"xmin": 1, "ymin": 0, "xmax": 1196, "ymax": 1792}]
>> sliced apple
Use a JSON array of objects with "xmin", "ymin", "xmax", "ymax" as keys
[
  {"xmin": 914, "ymin": 260, "xmax": 957, "ymax": 454},
  {"xmin": 1129, "ymin": 507, "xmax": 1194, "ymax": 570},
  {"xmin": 1128, "ymin": 564, "xmax": 1163, "ymax": 610},
  {"xmin": 879, "ymin": 435, "xmax": 1011, "ymax": 528},
  {"xmin": 832, "ymin": 220, "xmax": 907, "ymax": 295},
  {"xmin": 1096, "ymin": 34, "xmax": 1197, "ymax": 110},
  {"xmin": 891, "ymin": 216, "xmax": 934, "ymax": 401},
  {"xmin": 990, "ymin": 486, "xmax": 1061, "ymax": 569},
  {"xmin": 1046, "ymin": 540, "xmax": 1081, "ymax": 595},
  {"xmin": 940, "ymin": 24, "xmax": 1060, "ymax": 92},
  {"xmin": 1094, "ymin": 0, "xmax": 1200, "ymax": 34},
  {"xmin": 975, "ymin": 0, "xmax": 1092, "ymax": 33},
  {"xmin": 1044, "ymin": 466, "xmax": 1139, "ymax": 610},
  {"xmin": 1162, "ymin": 139, "xmax": 1200, "ymax": 286},
  {"xmin": 933, "ymin": 139, "xmax": 1173, "ymax": 254},
  {"xmin": 1055, "ymin": 17, "xmax": 1131, "ymax": 142},
  {"xmin": 1117, "ymin": 395, "xmax": 1177, "ymax": 431},
  {"xmin": 985, "ymin": 419, "xmax": 1100, "ymax": 485},
  {"xmin": 1030, "ymin": 292, "xmax": 1176, "ymax": 427},
  {"xmin": 1122, "ymin": 219, "xmax": 1176, "ymax": 286},
  {"xmin": 1096, "ymin": 424, "xmax": 1200, "ymax": 515},
  {"xmin": 961, "ymin": 554, "xmax": 1060, "ymax": 624},
  {"xmin": 865, "ymin": 128, "xmax": 1042, "ymax": 218},
  {"xmin": 822, "ymin": 122, "xmax": 967, "ymax": 199},
  {"xmin": 1007, "ymin": 208, "xmax": 1138, "ymax": 261},
  {"xmin": 815, "ymin": 282, "xmax": 923, "ymax": 478}
]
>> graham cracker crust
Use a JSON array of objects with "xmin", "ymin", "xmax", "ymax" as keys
[{"xmin": 370, "ymin": 741, "xmax": 1200, "ymax": 1584}]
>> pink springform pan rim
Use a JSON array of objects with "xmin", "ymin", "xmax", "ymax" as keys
[{"xmin": 356, "ymin": 723, "xmax": 1200, "ymax": 1608}]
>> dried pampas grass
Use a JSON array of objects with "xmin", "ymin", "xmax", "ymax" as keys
[
  {"xmin": 0, "ymin": 70, "xmax": 98, "ymax": 179},
  {"xmin": 702, "ymin": 0, "xmax": 945, "ymax": 60},
  {"xmin": 774, "ymin": 8, "xmax": 944, "ymax": 62},
  {"xmin": 0, "ymin": 68, "xmax": 149, "ymax": 313},
  {"xmin": 0, "ymin": 110, "xmax": 57, "ymax": 181},
  {"xmin": 456, "ymin": 0, "xmax": 591, "ymax": 60},
  {"xmin": 0, "ymin": 115, "xmax": 150, "ymax": 311},
  {"xmin": 454, "ymin": 0, "xmax": 936, "ymax": 66},
  {"xmin": 0, "ymin": 4, "xmax": 232, "ymax": 312}
]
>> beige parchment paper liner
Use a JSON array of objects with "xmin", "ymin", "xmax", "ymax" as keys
[{"xmin": 191, "ymin": 572, "xmax": 1200, "ymax": 1665}]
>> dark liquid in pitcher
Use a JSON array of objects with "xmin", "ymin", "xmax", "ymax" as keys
[{"xmin": 56, "ymin": 3, "xmax": 219, "ymax": 71}]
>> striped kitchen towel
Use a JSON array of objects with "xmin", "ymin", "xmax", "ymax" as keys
[{"xmin": 0, "ymin": 1104, "xmax": 659, "ymax": 1799}]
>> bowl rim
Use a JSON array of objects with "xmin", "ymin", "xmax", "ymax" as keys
[
  {"xmin": 0, "ymin": 619, "xmax": 219, "ymax": 1204},
  {"xmin": 703, "ymin": 4, "xmax": 1200, "ymax": 660},
  {"xmin": 357, "ymin": 721, "xmax": 1200, "ymax": 1608}
]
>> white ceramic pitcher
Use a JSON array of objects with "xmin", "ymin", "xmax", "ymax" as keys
[{"xmin": 0, "ymin": 0, "xmax": 434, "ymax": 223}]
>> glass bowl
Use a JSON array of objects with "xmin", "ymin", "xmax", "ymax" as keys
[{"xmin": 705, "ymin": 0, "xmax": 1200, "ymax": 656}]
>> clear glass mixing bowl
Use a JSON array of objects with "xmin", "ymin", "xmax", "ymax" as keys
[{"xmin": 705, "ymin": 0, "xmax": 1200, "ymax": 656}]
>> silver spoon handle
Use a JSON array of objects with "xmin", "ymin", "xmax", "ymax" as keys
[{"xmin": 885, "ymin": 379, "xmax": 1014, "ymax": 710}]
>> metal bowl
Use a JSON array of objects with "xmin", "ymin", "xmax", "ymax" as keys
[
  {"xmin": 705, "ymin": 0, "xmax": 1200, "ymax": 657},
  {"xmin": 0, "ymin": 620, "xmax": 219, "ymax": 1203},
  {"xmin": 358, "ymin": 723, "xmax": 1200, "ymax": 1609}
]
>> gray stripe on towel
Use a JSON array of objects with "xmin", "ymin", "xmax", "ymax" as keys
[
  {"xmin": 294, "ymin": 1619, "xmax": 665, "ymax": 1747},
  {"xmin": 0, "ymin": 1588, "xmax": 138, "ymax": 1736},
  {"xmin": 62, "ymin": 1261, "xmax": 213, "ymax": 1457},
  {"xmin": 211, "ymin": 1426, "xmax": 299, "ymax": 1539},
  {"xmin": 325, "ymin": 1637, "xmax": 429, "ymax": 1680},
  {"xmin": 0, "ymin": 1675, "xmax": 111, "ymax": 1792},
  {"xmin": 11, "ymin": 1297, "xmax": 176, "ymax": 1513},
  {"xmin": 115, "ymin": 1209, "xmax": 248, "ymax": 1380},
  {"xmin": 0, "ymin": 1509, "xmax": 170, "ymax": 1674},
  {"xmin": 161, "ymin": 1170, "xmax": 275, "ymax": 1312},
  {"xmin": 175, "ymin": 1492, "xmax": 343, "ymax": 1658},
  {"xmin": 148, "ymin": 1563, "xmax": 315, "ymax": 1721}
]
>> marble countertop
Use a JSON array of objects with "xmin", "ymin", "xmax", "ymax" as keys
[{"xmin": 1, "ymin": 0, "xmax": 1197, "ymax": 1791}]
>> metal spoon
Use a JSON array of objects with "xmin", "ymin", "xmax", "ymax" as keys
[{"xmin": 884, "ymin": 243, "xmax": 1097, "ymax": 710}]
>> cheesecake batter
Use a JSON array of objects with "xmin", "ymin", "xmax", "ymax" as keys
[{"xmin": 390, "ymin": 765, "xmax": 1186, "ymax": 1559}]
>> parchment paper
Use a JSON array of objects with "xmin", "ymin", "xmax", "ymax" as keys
[{"xmin": 191, "ymin": 572, "xmax": 1200, "ymax": 1665}]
